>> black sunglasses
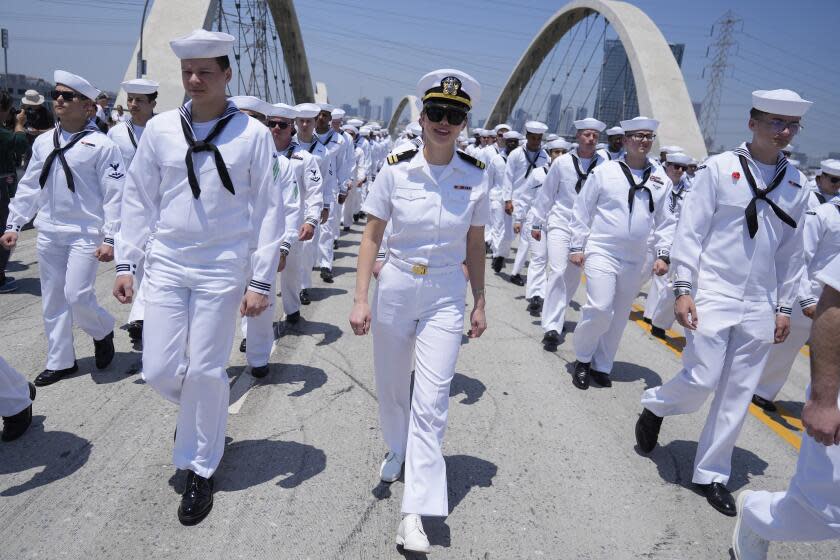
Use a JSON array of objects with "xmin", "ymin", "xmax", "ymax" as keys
[
  {"xmin": 268, "ymin": 121, "xmax": 291, "ymax": 130},
  {"xmin": 425, "ymin": 105, "xmax": 468, "ymax": 126},
  {"xmin": 824, "ymin": 175, "xmax": 840, "ymax": 185},
  {"xmin": 51, "ymin": 89, "xmax": 83, "ymax": 101},
  {"xmin": 669, "ymin": 163, "xmax": 688, "ymax": 171}
]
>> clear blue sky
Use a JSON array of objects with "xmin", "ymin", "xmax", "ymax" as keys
[{"xmin": 1, "ymin": 0, "xmax": 838, "ymax": 159}]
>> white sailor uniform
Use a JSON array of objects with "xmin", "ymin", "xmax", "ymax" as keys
[
  {"xmin": 501, "ymin": 146, "xmax": 548, "ymax": 260},
  {"xmin": 532, "ymin": 150, "xmax": 606, "ymax": 334},
  {"xmin": 343, "ymin": 137, "xmax": 369, "ymax": 227},
  {"xmin": 755, "ymin": 191, "xmax": 840, "ymax": 401},
  {"xmin": 486, "ymin": 149, "xmax": 509, "ymax": 256},
  {"xmin": 365, "ymin": 147, "xmax": 489, "ymax": 516},
  {"xmin": 571, "ymin": 159, "xmax": 675, "ymax": 373},
  {"xmin": 641, "ymin": 145, "xmax": 809, "ymax": 486},
  {"xmin": 116, "ymin": 101, "xmax": 286, "ymax": 477},
  {"xmin": 510, "ymin": 163, "xmax": 548, "ymax": 299},
  {"xmin": 0, "ymin": 356, "xmax": 32, "ymax": 418},
  {"xmin": 298, "ymin": 137, "xmax": 334, "ymax": 289},
  {"xmin": 7, "ymin": 122, "xmax": 123, "ymax": 369},
  {"xmin": 317, "ymin": 128, "xmax": 351, "ymax": 269}
]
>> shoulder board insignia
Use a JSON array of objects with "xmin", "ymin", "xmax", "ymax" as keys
[
  {"xmin": 456, "ymin": 150, "xmax": 486, "ymax": 170},
  {"xmin": 387, "ymin": 149, "xmax": 417, "ymax": 165},
  {"xmin": 788, "ymin": 180, "xmax": 802, "ymax": 188}
]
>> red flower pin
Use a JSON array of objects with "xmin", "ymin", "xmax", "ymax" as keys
[{"xmin": 732, "ymin": 171, "xmax": 741, "ymax": 180}]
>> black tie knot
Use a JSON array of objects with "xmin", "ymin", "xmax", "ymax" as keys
[{"xmin": 192, "ymin": 140, "xmax": 211, "ymax": 151}]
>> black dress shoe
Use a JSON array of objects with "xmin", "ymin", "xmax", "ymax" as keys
[
  {"xmin": 491, "ymin": 256, "xmax": 504, "ymax": 273},
  {"xmin": 343, "ymin": 226, "xmax": 350, "ymax": 232},
  {"xmin": 572, "ymin": 361, "xmax": 591, "ymax": 390},
  {"xmin": 643, "ymin": 317, "xmax": 652, "ymax": 325},
  {"xmin": 527, "ymin": 296, "xmax": 543, "ymax": 312},
  {"xmin": 239, "ymin": 338, "xmax": 247, "ymax": 353},
  {"xmin": 34, "ymin": 361, "xmax": 79, "ymax": 387},
  {"xmin": 285, "ymin": 311, "xmax": 301, "ymax": 324},
  {"xmin": 251, "ymin": 364, "xmax": 269, "ymax": 379},
  {"xmin": 509, "ymin": 273, "xmax": 525, "ymax": 286},
  {"xmin": 353, "ymin": 213, "xmax": 360, "ymax": 223},
  {"xmin": 299, "ymin": 289, "xmax": 311, "ymax": 305},
  {"xmin": 751, "ymin": 394, "xmax": 777, "ymax": 412},
  {"xmin": 127, "ymin": 320, "xmax": 143, "ymax": 342},
  {"xmin": 650, "ymin": 326, "xmax": 667, "ymax": 340},
  {"xmin": 635, "ymin": 408, "xmax": 663, "ymax": 453},
  {"xmin": 333, "ymin": 240, "xmax": 338, "ymax": 250},
  {"xmin": 178, "ymin": 471, "xmax": 214, "ymax": 525},
  {"xmin": 320, "ymin": 267, "xmax": 334, "ymax": 284},
  {"xmin": 94, "ymin": 331, "xmax": 115, "ymax": 370},
  {"xmin": 697, "ymin": 482, "xmax": 737, "ymax": 517},
  {"xmin": 484, "ymin": 241, "xmax": 492, "ymax": 255},
  {"xmin": 590, "ymin": 370, "xmax": 612, "ymax": 387},
  {"xmin": 2, "ymin": 383, "xmax": 36, "ymax": 442},
  {"xmin": 542, "ymin": 330, "xmax": 560, "ymax": 350}
]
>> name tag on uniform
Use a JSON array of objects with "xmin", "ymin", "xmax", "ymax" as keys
[
  {"xmin": 80, "ymin": 141, "xmax": 96, "ymax": 148},
  {"xmin": 453, "ymin": 185, "xmax": 472, "ymax": 191},
  {"xmin": 650, "ymin": 176, "xmax": 663, "ymax": 185},
  {"xmin": 788, "ymin": 180, "xmax": 802, "ymax": 188}
]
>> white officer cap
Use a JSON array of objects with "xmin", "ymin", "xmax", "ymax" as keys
[
  {"xmin": 493, "ymin": 123, "xmax": 512, "ymax": 133},
  {"xmin": 503, "ymin": 130, "xmax": 523, "ymax": 140},
  {"xmin": 406, "ymin": 122, "xmax": 422, "ymax": 136},
  {"xmin": 230, "ymin": 95, "xmax": 273, "ymax": 117},
  {"xmin": 545, "ymin": 138, "xmax": 571, "ymax": 151},
  {"xmin": 347, "ymin": 118, "xmax": 364, "ymax": 127},
  {"xmin": 359, "ymin": 126, "xmax": 371, "ymax": 137},
  {"xmin": 342, "ymin": 124, "xmax": 358, "ymax": 134},
  {"xmin": 294, "ymin": 103, "xmax": 321, "ymax": 118},
  {"xmin": 170, "ymin": 29, "xmax": 234, "ymax": 59},
  {"xmin": 620, "ymin": 116, "xmax": 659, "ymax": 132},
  {"xmin": 666, "ymin": 152, "xmax": 692, "ymax": 166},
  {"xmin": 331, "ymin": 107, "xmax": 346, "ymax": 120},
  {"xmin": 524, "ymin": 121, "xmax": 549, "ymax": 135},
  {"xmin": 270, "ymin": 103, "xmax": 298, "ymax": 119},
  {"xmin": 417, "ymin": 68, "xmax": 480, "ymax": 110},
  {"xmin": 121, "ymin": 78, "xmax": 159, "ymax": 95},
  {"xmin": 318, "ymin": 103, "xmax": 334, "ymax": 113},
  {"xmin": 545, "ymin": 133, "xmax": 559, "ymax": 142},
  {"xmin": 752, "ymin": 89, "xmax": 812, "ymax": 117},
  {"xmin": 605, "ymin": 126, "xmax": 624, "ymax": 136},
  {"xmin": 820, "ymin": 159, "xmax": 840, "ymax": 177},
  {"xmin": 54, "ymin": 70, "xmax": 100, "ymax": 101},
  {"xmin": 659, "ymin": 145, "xmax": 684, "ymax": 154},
  {"xmin": 574, "ymin": 117, "xmax": 606, "ymax": 132}
]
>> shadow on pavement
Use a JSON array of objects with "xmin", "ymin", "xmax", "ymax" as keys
[
  {"xmin": 278, "ymin": 318, "xmax": 343, "ymax": 347},
  {"xmin": 445, "ymin": 454, "xmax": 497, "ymax": 514},
  {"xmin": 329, "ymin": 266, "xmax": 355, "ymax": 279},
  {"xmin": 611, "ymin": 361, "xmax": 663, "ymax": 389},
  {"xmin": 306, "ymin": 287, "xmax": 348, "ymax": 302},
  {"xmin": 4, "ymin": 276, "xmax": 41, "ymax": 296},
  {"xmin": 449, "ymin": 373, "xmax": 485, "ymax": 405},
  {"xmin": 0, "ymin": 416, "xmax": 92, "ymax": 497},
  {"xmin": 259, "ymin": 363, "xmax": 328, "ymax": 397}
]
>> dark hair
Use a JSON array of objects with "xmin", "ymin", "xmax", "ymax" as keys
[
  {"xmin": 0, "ymin": 91, "xmax": 12, "ymax": 111},
  {"xmin": 749, "ymin": 108, "xmax": 768, "ymax": 120},
  {"xmin": 215, "ymin": 55, "xmax": 231, "ymax": 70},
  {"xmin": 146, "ymin": 91, "xmax": 158, "ymax": 102}
]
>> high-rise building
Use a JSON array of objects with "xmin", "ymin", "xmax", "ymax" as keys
[
  {"xmin": 358, "ymin": 97, "xmax": 371, "ymax": 120},
  {"xmin": 594, "ymin": 39, "xmax": 685, "ymax": 127},
  {"xmin": 341, "ymin": 103, "xmax": 354, "ymax": 117},
  {"xmin": 546, "ymin": 93, "xmax": 563, "ymax": 133},
  {"xmin": 575, "ymin": 106, "xmax": 588, "ymax": 121},
  {"xmin": 559, "ymin": 107, "xmax": 575, "ymax": 136},
  {"xmin": 383, "ymin": 96, "xmax": 394, "ymax": 124},
  {"xmin": 511, "ymin": 108, "xmax": 531, "ymax": 133}
]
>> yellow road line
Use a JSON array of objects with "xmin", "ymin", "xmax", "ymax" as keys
[{"xmin": 629, "ymin": 304, "xmax": 802, "ymax": 450}]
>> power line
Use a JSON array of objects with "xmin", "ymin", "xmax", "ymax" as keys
[{"xmin": 699, "ymin": 10, "xmax": 742, "ymax": 150}]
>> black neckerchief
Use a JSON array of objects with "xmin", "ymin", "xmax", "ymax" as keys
[
  {"xmin": 815, "ymin": 192, "xmax": 827, "ymax": 204},
  {"xmin": 617, "ymin": 161, "xmax": 654, "ymax": 213},
  {"xmin": 39, "ymin": 121, "xmax": 99, "ymax": 192},
  {"xmin": 125, "ymin": 119, "xmax": 139, "ymax": 149},
  {"xmin": 524, "ymin": 149, "xmax": 542, "ymax": 178},
  {"xmin": 734, "ymin": 146, "xmax": 795, "ymax": 239},
  {"xmin": 178, "ymin": 101, "xmax": 240, "ymax": 199},
  {"xmin": 571, "ymin": 152, "xmax": 599, "ymax": 193},
  {"xmin": 298, "ymin": 136, "xmax": 320, "ymax": 154},
  {"xmin": 284, "ymin": 142, "xmax": 297, "ymax": 159}
]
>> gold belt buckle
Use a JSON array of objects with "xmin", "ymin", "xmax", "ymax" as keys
[{"xmin": 411, "ymin": 264, "xmax": 428, "ymax": 275}]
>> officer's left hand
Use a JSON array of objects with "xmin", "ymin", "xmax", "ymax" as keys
[
  {"xmin": 95, "ymin": 243, "xmax": 114, "ymax": 262},
  {"xmin": 240, "ymin": 291, "xmax": 269, "ymax": 317},
  {"xmin": 320, "ymin": 208, "xmax": 330, "ymax": 224},
  {"xmin": 653, "ymin": 259, "xmax": 669, "ymax": 276},
  {"xmin": 468, "ymin": 307, "xmax": 487, "ymax": 338},
  {"xmin": 803, "ymin": 305, "xmax": 817, "ymax": 319},
  {"xmin": 774, "ymin": 314, "xmax": 791, "ymax": 344}
]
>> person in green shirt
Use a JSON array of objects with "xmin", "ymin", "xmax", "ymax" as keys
[{"xmin": 0, "ymin": 92, "xmax": 29, "ymax": 293}]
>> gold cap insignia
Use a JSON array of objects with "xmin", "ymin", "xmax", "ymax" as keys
[{"xmin": 441, "ymin": 76, "xmax": 462, "ymax": 96}]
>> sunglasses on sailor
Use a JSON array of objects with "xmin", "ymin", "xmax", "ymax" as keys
[
  {"xmin": 823, "ymin": 175, "xmax": 840, "ymax": 185},
  {"xmin": 424, "ymin": 104, "xmax": 468, "ymax": 126},
  {"xmin": 757, "ymin": 118, "xmax": 802, "ymax": 135},
  {"xmin": 51, "ymin": 89, "xmax": 83, "ymax": 102},
  {"xmin": 668, "ymin": 163, "xmax": 688, "ymax": 171},
  {"xmin": 628, "ymin": 132, "xmax": 656, "ymax": 142},
  {"xmin": 268, "ymin": 120, "xmax": 292, "ymax": 130}
]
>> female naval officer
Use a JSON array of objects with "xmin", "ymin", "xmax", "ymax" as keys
[{"xmin": 349, "ymin": 69, "xmax": 489, "ymax": 553}]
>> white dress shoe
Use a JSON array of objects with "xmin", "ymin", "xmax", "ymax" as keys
[
  {"xmin": 732, "ymin": 490, "xmax": 769, "ymax": 560},
  {"xmin": 396, "ymin": 514, "xmax": 431, "ymax": 553},
  {"xmin": 379, "ymin": 451, "xmax": 404, "ymax": 483}
]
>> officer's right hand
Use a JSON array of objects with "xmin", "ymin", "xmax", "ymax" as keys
[
  {"xmin": 298, "ymin": 223, "xmax": 315, "ymax": 241},
  {"xmin": 569, "ymin": 253, "xmax": 585, "ymax": 267},
  {"xmin": 803, "ymin": 305, "xmax": 817, "ymax": 319},
  {"xmin": 802, "ymin": 398, "xmax": 840, "ymax": 446},
  {"xmin": 113, "ymin": 275, "xmax": 134, "ymax": 304},
  {"xmin": 349, "ymin": 301, "xmax": 371, "ymax": 335},
  {"xmin": 674, "ymin": 295, "xmax": 698, "ymax": 330},
  {"xmin": 0, "ymin": 231, "xmax": 18, "ymax": 250}
]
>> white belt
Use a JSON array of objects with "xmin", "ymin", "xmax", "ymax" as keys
[{"xmin": 387, "ymin": 255, "xmax": 461, "ymax": 276}]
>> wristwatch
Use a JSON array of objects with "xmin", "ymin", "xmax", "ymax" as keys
[{"xmin": 674, "ymin": 287, "xmax": 691, "ymax": 298}]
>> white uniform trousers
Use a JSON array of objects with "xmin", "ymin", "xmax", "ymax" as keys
[
  {"xmin": 240, "ymin": 270, "xmax": 279, "ymax": 368},
  {"xmin": 541, "ymin": 227, "xmax": 582, "ymax": 333},
  {"xmin": 281, "ymin": 241, "xmax": 304, "ymax": 316},
  {"xmin": 524, "ymin": 226, "xmax": 547, "ymax": 301},
  {"xmin": 643, "ymin": 269, "xmax": 666, "ymax": 320},
  {"xmin": 301, "ymin": 225, "xmax": 320, "ymax": 290},
  {"xmin": 341, "ymin": 189, "xmax": 357, "ymax": 227},
  {"xmin": 641, "ymin": 290, "xmax": 775, "ymax": 485},
  {"xmin": 511, "ymin": 225, "xmax": 531, "ymax": 276},
  {"xmin": 754, "ymin": 302, "xmax": 811, "ymax": 401},
  {"xmin": 573, "ymin": 252, "xmax": 644, "ymax": 373},
  {"xmin": 489, "ymin": 200, "xmax": 513, "ymax": 259},
  {"xmin": 36, "ymin": 232, "xmax": 115, "ymax": 370},
  {"xmin": 0, "ymin": 356, "xmax": 32, "ymax": 417},
  {"xmin": 127, "ymin": 254, "xmax": 147, "ymax": 323},
  {"xmin": 372, "ymin": 260, "xmax": 467, "ymax": 517},
  {"xmin": 742, "ymin": 389, "xmax": 840, "ymax": 542},
  {"xmin": 318, "ymin": 205, "xmax": 339, "ymax": 269},
  {"xmin": 649, "ymin": 276, "xmax": 677, "ymax": 331},
  {"xmin": 141, "ymin": 251, "xmax": 247, "ymax": 478}
]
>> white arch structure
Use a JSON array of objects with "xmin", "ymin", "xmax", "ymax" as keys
[
  {"xmin": 119, "ymin": 0, "xmax": 314, "ymax": 112},
  {"xmin": 388, "ymin": 95, "xmax": 421, "ymax": 136},
  {"xmin": 487, "ymin": 0, "xmax": 706, "ymax": 158}
]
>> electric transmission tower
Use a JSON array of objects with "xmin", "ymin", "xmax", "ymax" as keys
[{"xmin": 699, "ymin": 11, "xmax": 742, "ymax": 151}]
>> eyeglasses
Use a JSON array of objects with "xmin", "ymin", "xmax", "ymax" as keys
[
  {"xmin": 628, "ymin": 133, "xmax": 656, "ymax": 142},
  {"xmin": 268, "ymin": 121, "xmax": 291, "ymax": 130},
  {"xmin": 668, "ymin": 163, "xmax": 688, "ymax": 171},
  {"xmin": 424, "ymin": 104, "xmax": 468, "ymax": 126},
  {"xmin": 823, "ymin": 175, "xmax": 840, "ymax": 184},
  {"xmin": 50, "ymin": 89, "xmax": 83, "ymax": 101},
  {"xmin": 758, "ymin": 118, "xmax": 802, "ymax": 135}
]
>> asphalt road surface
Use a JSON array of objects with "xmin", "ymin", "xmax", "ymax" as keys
[{"xmin": 1, "ymin": 225, "xmax": 837, "ymax": 559}]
